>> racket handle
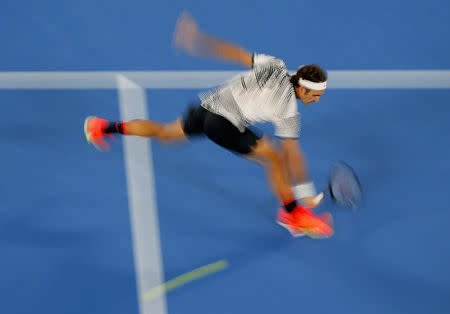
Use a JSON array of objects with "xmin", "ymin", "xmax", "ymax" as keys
[{"xmin": 313, "ymin": 192, "xmax": 324, "ymax": 204}]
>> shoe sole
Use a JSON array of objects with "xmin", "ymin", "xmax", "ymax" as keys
[
  {"xmin": 277, "ymin": 221, "xmax": 306, "ymax": 237},
  {"xmin": 277, "ymin": 220, "xmax": 333, "ymax": 239}
]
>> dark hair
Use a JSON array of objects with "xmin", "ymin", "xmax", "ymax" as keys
[{"xmin": 290, "ymin": 64, "xmax": 327, "ymax": 87}]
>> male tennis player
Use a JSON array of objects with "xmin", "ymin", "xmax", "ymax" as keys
[{"xmin": 84, "ymin": 12, "xmax": 333, "ymax": 238}]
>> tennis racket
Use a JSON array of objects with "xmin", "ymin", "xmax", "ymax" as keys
[{"xmin": 323, "ymin": 161, "xmax": 363, "ymax": 209}]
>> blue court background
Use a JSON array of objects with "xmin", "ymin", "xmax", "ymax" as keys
[{"xmin": 1, "ymin": 1, "xmax": 450, "ymax": 314}]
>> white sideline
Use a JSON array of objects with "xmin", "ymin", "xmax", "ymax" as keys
[
  {"xmin": 0, "ymin": 70, "xmax": 449, "ymax": 89},
  {"xmin": 117, "ymin": 75, "xmax": 167, "ymax": 314}
]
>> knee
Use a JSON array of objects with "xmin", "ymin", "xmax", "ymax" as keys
[
  {"xmin": 249, "ymin": 139, "xmax": 283, "ymax": 165},
  {"xmin": 157, "ymin": 119, "xmax": 186, "ymax": 140},
  {"xmin": 258, "ymin": 146, "xmax": 283, "ymax": 166}
]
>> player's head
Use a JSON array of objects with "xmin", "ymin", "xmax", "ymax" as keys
[{"xmin": 291, "ymin": 64, "xmax": 327, "ymax": 105}]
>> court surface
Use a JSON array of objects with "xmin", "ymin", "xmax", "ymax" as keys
[{"xmin": 1, "ymin": 1, "xmax": 450, "ymax": 314}]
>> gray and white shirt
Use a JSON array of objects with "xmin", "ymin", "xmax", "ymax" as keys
[{"xmin": 200, "ymin": 53, "xmax": 300, "ymax": 138}]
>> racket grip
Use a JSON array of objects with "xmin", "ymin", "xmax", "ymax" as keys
[{"xmin": 313, "ymin": 192, "xmax": 324, "ymax": 204}]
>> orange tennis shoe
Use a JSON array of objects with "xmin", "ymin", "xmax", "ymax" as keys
[
  {"xmin": 84, "ymin": 116, "xmax": 113, "ymax": 151},
  {"xmin": 277, "ymin": 205, "xmax": 334, "ymax": 239}
]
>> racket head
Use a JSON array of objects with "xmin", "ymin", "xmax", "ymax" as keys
[{"xmin": 328, "ymin": 161, "xmax": 363, "ymax": 209}]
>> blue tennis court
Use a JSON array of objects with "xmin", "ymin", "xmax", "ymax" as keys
[{"xmin": 1, "ymin": 1, "xmax": 450, "ymax": 314}]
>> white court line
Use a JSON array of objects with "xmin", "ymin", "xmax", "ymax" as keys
[
  {"xmin": 0, "ymin": 70, "xmax": 449, "ymax": 89},
  {"xmin": 117, "ymin": 75, "xmax": 167, "ymax": 314}
]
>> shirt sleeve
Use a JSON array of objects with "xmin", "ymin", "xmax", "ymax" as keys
[
  {"xmin": 252, "ymin": 53, "xmax": 285, "ymax": 68},
  {"xmin": 273, "ymin": 113, "xmax": 301, "ymax": 138},
  {"xmin": 252, "ymin": 53, "xmax": 287, "ymax": 89},
  {"xmin": 272, "ymin": 95, "xmax": 301, "ymax": 138}
]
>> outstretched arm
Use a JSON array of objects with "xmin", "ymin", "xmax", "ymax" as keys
[
  {"xmin": 280, "ymin": 139, "xmax": 323, "ymax": 208},
  {"xmin": 173, "ymin": 11, "xmax": 253, "ymax": 68}
]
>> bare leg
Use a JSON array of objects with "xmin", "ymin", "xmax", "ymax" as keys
[{"xmin": 124, "ymin": 118, "xmax": 187, "ymax": 143}]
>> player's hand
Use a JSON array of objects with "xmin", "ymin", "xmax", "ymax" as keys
[
  {"xmin": 173, "ymin": 11, "xmax": 200, "ymax": 54},
  {"xmin": 299, "ymin": 193, "xmax": 324, "ymax": 209}
]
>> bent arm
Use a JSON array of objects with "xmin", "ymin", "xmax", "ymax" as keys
[
  {"xmin": 280, "ymin": 138, "xmax": 309, "ymax": 185},
  {"xmin": 173, "ymin": 11, "xmax": 253, "ymax": 68}
]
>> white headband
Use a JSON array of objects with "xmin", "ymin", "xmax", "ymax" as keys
[{"xmin": 298, "ymin": 78, "xmax": 327, "ymax": 91}]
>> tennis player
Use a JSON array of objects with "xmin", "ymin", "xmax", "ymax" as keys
[{"xmin": 84, "ymin": 12, "xmax": 333, "ymax": 238}]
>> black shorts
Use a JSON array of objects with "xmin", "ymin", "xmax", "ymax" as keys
[{"xmin": 182, "ymin": 105, "xmax": 261, "ymax": 155}]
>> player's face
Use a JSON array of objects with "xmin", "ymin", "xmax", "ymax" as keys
[{"xmin": 296, "ymin": 86, "xmax": 325, "ymax": 105}]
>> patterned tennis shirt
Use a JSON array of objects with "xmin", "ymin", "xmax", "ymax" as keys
[{"xmin": 200, "ymin": 53, "xmax": 300, "ymax": 139}]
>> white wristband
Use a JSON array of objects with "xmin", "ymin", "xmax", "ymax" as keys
[{"xmin": 294, "ymin": 182, "xmax": 317, "ymax": 199}]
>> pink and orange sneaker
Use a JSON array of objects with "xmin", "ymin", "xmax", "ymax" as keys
[
  {"xmin": 277, "ymin": 205, "xmax": 334, "ymax": 239},
  {"xmin": 84, "ymin": 116, "xmax": 113, "ymax": 151}
]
